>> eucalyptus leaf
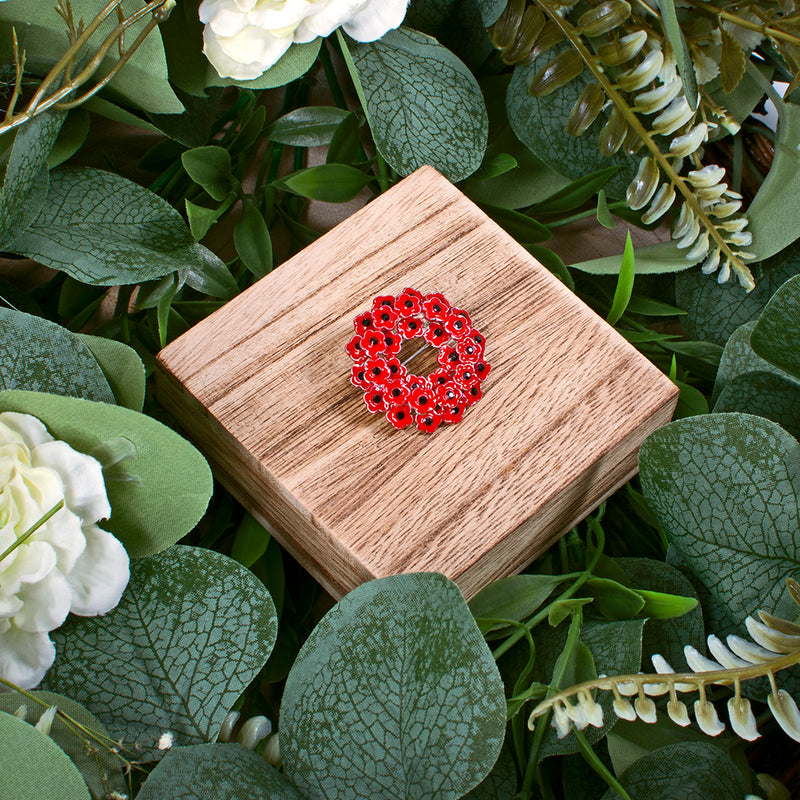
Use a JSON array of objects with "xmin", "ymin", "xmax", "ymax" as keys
[
  {"xmin": 572, "ymin": 240, "xmax": 698, "ymax": 275},
  {"xmin": 639, "ymin": 413, "xmax": 800, "ymax": 637},
  {"xmin": 43, "ymin": 546, "xmax": 277, "ymax": 762},
  {"xmin": 266, "ymin": 106, "xmax": 351, "ymax": 146},
  {"xmin": 0, "ymin": 110, "xmax": 63, "ymax": 248},
  {"xmin": 461, "ymin": 744, "xmax": 517, "ymax": 799},
  {"xmin": 281, "ymin": 572, "xmax": 506, "ymax": 800},
  {"xmin": 747, "ymin": 101, "xmax": 800, "ymax": 260},
  {"xmin": 714, "ymin": 371, "xmax": 800, "ymax": 440},
  {"xmin": 507, "ymin": 47, "xmax": 638, "ymax": 200},
  {"xmin": 751, "ymin": 273, "xmax": 800, "ymax": 380},
  {"xmin": 0, "ymin": 0, "xmax": 183, "ymax": 114},
  {"xmin": 602, "ymin": 742, "xmax": 748, "ymax": 800},
  {"xmin": 0, "ymin": 712, "xmax": 89, "ymax": 800},
  {"xmin": 0, "ymin": 690, "xmax": 126, "ymax": 799},
  {"xmin": 475, "ymin": 0, "xmax": 506, "ymax": 26},
  {"xmin": 137, "ymin": 743, "xmax": 304, "ymax": 800},
  {"xmin": 349, "ymin": 27, "xmax": 489, "ymax": 182},
  {"xmin": 0, "ymin": 308, "xmax": 115, "ymax": 403},
  {"xmin": 0, "ymin": 390, "xmax": 213, "ymax": 557},
  {"xmin": 10, "ymin": 168, "xmax": 219, "ymax": 286},
  {"xmin": 676, "ymin": 242, "xmax": 800, "ymax": 346}
]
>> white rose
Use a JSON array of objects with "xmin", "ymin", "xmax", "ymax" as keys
[
  {"xmin": 199, "ymin": 0, "xmax": 409, "ymax": 80},
  {"xmin": 0, "ymin": 412, "xmax": 130, "ymax": 690}
]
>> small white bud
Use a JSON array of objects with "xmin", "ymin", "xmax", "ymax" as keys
[
  {"xmin": 687, "ymin": 164, "xmax": 726, "ymax": 188},
  {"xmin": 694, "ymin": 699, "xmax": 725, "ymax": 735}
]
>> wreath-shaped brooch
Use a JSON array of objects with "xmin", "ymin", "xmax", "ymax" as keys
[{"xmin": 346, "ymin": 288, "xmax": 490, "ymax": 433}]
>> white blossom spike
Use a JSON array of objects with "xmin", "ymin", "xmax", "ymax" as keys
[
  {"xmin": 687, "ymin": 164, "xmax": 726, "ymax": 188},
  {"xmin": 697, "ymin": 183, "xmax": 728, "ymax": 202},
  {"xmin": 726, "ymin": 635, "xmax": 777, "ymax": 664},
  {"xmin": 641, "ymin": 183, "xmax": 675, "ymax": 224},
  {"xmin": 34, "ymin": 706, "xmax": 58, "ymax": 736},
  {"xmin": 717, "ymin": 259, "xmax": 731, "ymax": 283},
  {"xmin": 616, "ymin": 680, "xmax": 638, "ymax": 696},
  {"xmin": 746, "ymin": 616, "xmax": 800, "ymax": 653},
  {"xmin": 694, "ymin": 699, "xmax": 726, "ymax": 735},
  {"xmin": 686, "ymin": 232, "xmax": 710, "ymax": 261},
  {"xmin": 643, "ymin": 680, "xmax": 669, "ymax": 695},
  {"xmin": 218, "ymin": 710, "xmax": 240, "ymax": 742},
  {"xmin": 718, "ymin": 218, "xmax": 749, "ymax": 233},
  {"xmin": 635, "ymin": 694, "xmax": 657, "ymax": 722},
  {"xmin": 596, "ymin": 29, "xmax": 647, "ymax": 65},
  {"xmin": 759, "ymin": 610, "xmax": 800, "ymax": 637},
  {"xmin": 724, "ymin": 188, "xmax": 743, "ymax": 199},
  {"xmin": 676, "ymin": 215, "xmax": 701, "ymax": 248},
  {"xmin": 552, "ymin": 703, "xmax": 572, "ymax": 739},
  {"xmin": 634, "ymin": 78, "xmax": 682, "ymax": 114},
  {"xmin": 707, "ymin": 635, "xmax": 749, "ymax": 669},
  {"xmin": 768, "ymin": 689, "xmax": 800, "ymax": 742},
  {"xmin": 651, "ymin": 653, "xmax": 695, "ymax": 692},
  {"xmin": 684, "ymin": 644, "xmax": 722, "ymax": 672},
  {"xmin": 653, "ymin": 97, "xmax": 694, "ymax": 136},
  {"xmin": 669, "ymin": 123, "xmax": 708, "ymax": 157},
  {"xmin": 577, "ymin": 690, "xmax": 604, "ymax": 728},
  {"xmin": 728, "ymin": 696, "xmax": 760, "ymax": 741},
  {"xmin": 726, "ymin": 231, "xmax": 752, "ymax": 247},
  {"xmin": 617, "ymin": 49, "xmax": 664, "ymax": 91},
  {"xmin": 701, "ymin": 249, "xmax": 721, "ymax": 274},
  {"xmin": 13, "ymin": 704, "xmax": 27, "ymax": 720},
  {"xmin": 667, "ymin": 698, "xmax": 691, "ymax": 726},
  {"xmin": 564, "ymin": 697, "xmax": 590, "ymax": 729},
  {"xmin": 626, "ymin": 156, "xmax": 660, "ymax": 210},
  {"xmin": 613, "ymin": 694, "xmax": 637, "ymax": 721},
  {"xmin": 237, "ymin": 715, "xmax": 272, "ymax": 750},
  {"xmin": 672, "ymin": 203, "xmax": 695, "ymax": 239}
]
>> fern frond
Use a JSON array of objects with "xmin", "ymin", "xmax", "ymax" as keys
[{"xmin": 527, "ymin": 578, "xmax": 800, "ymax": 743}]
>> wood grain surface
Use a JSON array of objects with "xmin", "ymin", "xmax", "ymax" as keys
[{"xmin": 156, "ymin": 166, "xmax": 678, "ymax": 599}]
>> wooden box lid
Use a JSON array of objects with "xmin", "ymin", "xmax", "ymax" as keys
[{"xmin": 155, "ymin": 166, "xmax": 678, "ymax": 599}]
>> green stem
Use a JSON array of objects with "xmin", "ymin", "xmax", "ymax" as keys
[
  {"xmin": 687, "ymin": 0, "xmax": 800, "ymax": 47},
  {"xmin": 319, "ymin": 40, "xmax": 349, "ymax": 110},
  {"xmin": 0, "ymin": 501, "xmax": 64, "ymax": 565},
  {"xmin": 533, "ymin": 0, "xmax": 755, "ymax": 290},
  {"xmin": 547, "ymin": 200, "xmax": 628, "ymax": 228},
  {"xmin": 574, "ymin": 729, "xmax": 632, "ymax": 800}
]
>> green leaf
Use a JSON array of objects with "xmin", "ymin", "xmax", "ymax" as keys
[
  {"xmin": 279, "ymin": 164, "xmax": 372, "ymax": 203},
  {"xmin": 0, "ymin": 308, "xmax": 115, "ymax": 402},
  {"xmin": 469, "ymin": 574, "xmax": 566, "ymax": 634},
  {"xmin": 625, "ymin": 295, "xmax": 685, "ymax": 316},
  {"xmin": 475, "ymin": 0, "xmax": 507, "ymax": 26},
  {"xmin": 326, "ymin": 112, "xmax": 362, "ymax": 165},
  {"xmin": 676, "ymin": 243, "xmax": 800, "ymax": 346},
  {"xmin": 719, "ymin": 27, "xmax": 747, "ymax": 93},
  {"xmin": 527, "ymin": 166, "xmax": 620, "ymax": 216},
  {"xmin": 137, "ymin": 744, "xmax": 304, "ymax": 800},
  {"xmin": 461, "ymin": 744, "xmax": 517, "ymax": 800},
  {"xmin": 572, "ymin": 240, "xmax": 699, "ymax": 274},
  {"xmin": 0, "ymin": 691, "xmax": 126, "ymax": 799},
  {"xmin": 478, "ymin": 203, "xmax": 552, "ymax": 243},
  {"xmin": 639, "ymin": 413, "xmax": 800, "ymax": 636},
  {"xmin": 348, "ymin": 27, "xmax": 489, "ymax": 182},
  {"xmin": 714, "ymin": 371, "xmax": 800, "ymax": 440},
  {"xmin": 0, "ymin": 110, "xmax": 63, "ymax": 247},
  {"xmin": 602, "ymin": 742, "xmax": 747, "ymax": 800},
  {"xmin": 47, "ymin": 109, "xmax": 90, "ymax": 169},
  {"xmin": 747, "ymin": 101, "xmax": 800, "ymax": 260},
  {"xmin": 181, "ymin": 146, "xmax": 234, "ymax": 202},
  {"xmin": 281, "ymin": 572, "xmax": 506, "ymax": 800},
  {"xmin": 0, "ymin": 391, "xmax": 213, "ymax": 557},
  {"xmin": 42, "ymin": 546, "xmax": 277, "ymax": 761},
  {"xmin": 596, "ymin": 189, "xmax": 616, "ymax": 229},
  {"xmin": 674, "ymin": 379, "xmax": 709, "ymax": 418},
  {"xmin": 266, "ymin": 106, "xmax": 351, "ymax": 147},
  {"xmin": 606, "ymin": 231, "xmax": 635, "ymax": 325},
  {"xmin": 656, "ymin": 0, "xmax": 698, "ymax": 108},
  {"xmin": 74, "ymin": 333, "xmax": 146, "ymax": 412},
  {"xmin": 0, "ymin": 712, "xmax": 89, "ymax": 800},
  {"xmin": 583, "ymin": 577, "xmax": 645, "ymax": 620},
  {"xmin": 234, "ymin": 200, "xmax": 273, "ymax": 277},
  {"xmin": 182, "ymin": 244, "xmax": 240, "ymax": 299},
  {"xmin": 185, "ymin": 199, "xmax": 221, "ymax": 241},
  {"xmin": 477, "ymin": 152, "xmax": 518, "ymax": 179},
  {"xmin": 507, "ymin": 48, "xmax": 638, "ymax": 200},
  {"xmin": 524, "ymin": 244, "xmax": 575, "ymax": 289},
  {"xmin": 10, "ymin": 167, "xmax": 219, "ymax": 286},
  {"xmin": 231, "ymin": 513, "xmax": 272, "ymax": 568},
  {"xmin": 0, "ymin": 0, "xmax": 183, "ymax": 114},
  {"xmin": 751, "ymin": 274, "xmax": 800, "ymax": 380}
]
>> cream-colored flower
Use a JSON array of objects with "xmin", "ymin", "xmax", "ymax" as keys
[
  {"xmin": 199, "ymin": 0, "xmax": 410, "ymax": 80},
  {"xmin": 0, "ymin": 412, "xmax": 129, "ymax": 689}
]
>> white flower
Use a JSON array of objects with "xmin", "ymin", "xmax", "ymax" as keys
[
  {"xmin": 0, "ymin": 412, "xmax": 129, "ymax": 690},
  {"xmin": 199, "ymin": 0, "xmax": 410, "ymax": 80}
]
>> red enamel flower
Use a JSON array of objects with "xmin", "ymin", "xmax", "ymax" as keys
[{"xmin": 346, "ymin": 288, "xmax": 490, "ymax": 432}]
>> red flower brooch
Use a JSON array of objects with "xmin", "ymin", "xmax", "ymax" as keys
[{"xmin": 346, "ymin": 289, "xmax": 490, "ymax": 432}]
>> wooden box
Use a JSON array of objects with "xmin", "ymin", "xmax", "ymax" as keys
[{"xmin": 155, "ymin": 166, "xmax": 678, "ymax": 599}]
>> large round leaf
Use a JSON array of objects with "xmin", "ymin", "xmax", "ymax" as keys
[
  {"xmin": 42, "ymin": 546, "xmax": 277, "ymax": 761},
  {"xmin": 281, "ymin": 572, "xmax": 506, "ymax": 800},
  {"xmin": 0, "ymin": 711, "xmax": 89, "ymax": 800},
  {"xmin": 0, "ymin": 308, "xmax": 115, "ymax": 403},
  {"xmin": 0, "ymin": 390, "xmax": 212, "ymax": 557},
  {"xmin": 0, "ymin": 690, "xmax": 126, "ymax": 798},
  {"xmin": 137, "ymin": 744, "xmax": 304, "ymax": 800},
  {"xmin": 639, "ymin": 413, "xmax": 800, "ymax": 636}
]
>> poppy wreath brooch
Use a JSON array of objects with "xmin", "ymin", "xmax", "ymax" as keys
[{"xmin": 346, "ymin": 288, "xmax": 490, "ymax": 433}]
